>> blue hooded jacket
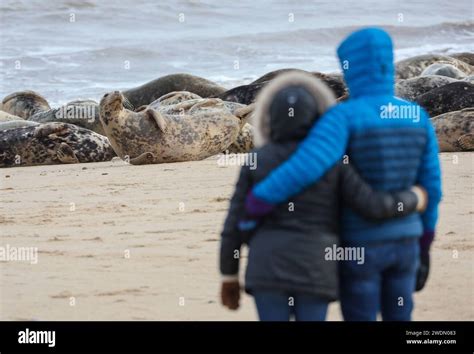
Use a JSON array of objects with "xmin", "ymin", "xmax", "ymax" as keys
[{"xmin": 252, "ymin": 28, "xmax": 442, "ymax": 244}]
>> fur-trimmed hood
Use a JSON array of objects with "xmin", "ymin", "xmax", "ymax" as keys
[{"xmin": 250, "ymin": 72, "xmax": 336, "ymax": 147}]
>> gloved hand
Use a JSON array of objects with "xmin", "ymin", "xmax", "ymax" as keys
[
  {"xmin": 245, "ymin": 191, "xmax": 275, "ymax": 218},
  {"xmin": 415, "ymin": 231, "xmax": 434, "ymax": 292},
  {"xmin": 221, "ymin": 280, "xmax": 240, "ymax": 310},
  {"xmin": 237, "ymin": 191, "xmax": 274, "ymax": 242}
]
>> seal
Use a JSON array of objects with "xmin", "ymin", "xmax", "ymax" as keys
[
  {"xmin": 0, "ymin": 122, "xmax": 116, "ymax": 168},
  {"xmin": 449, "ymin": 52, "xmax": 474, "ymax": 66},
  {"xmin": 1, "ymin": 90, "xmax": 50, "ymax": 119},
  {"xmin": 395, "ymin": 75, "xmax": 458, "ymax": 101},
  {"xmin": 152, "ymin": 91, "xmax": 202, "ymax": 107},
  {"xmin": 215, "ymin": 81, "xmax": 266, "ymax": 105},
  {"xmin": 216, "ymin": 70, "xmax": 346, "ymax": 105},
  {"xmin": 415, "ymin": 82, "xmax": 474, "ymax": 116},
  {"xmin": 0, "ymin": 120, "xmax": 39, "ymax": 131},
  {"xmin": 421, "ymin": 63, "xmax": 467, "ymax": 79},
  {"xmin": 226, "ymin": 123, "xmax": 254, "ymax": 153},
  {"xmin": 146, "ymin": 91, "xmax": 254, "ymax": 129},
  {"xmin": 431, "ymin": 108, "xmax": 474, "ymax": 152},
  {"xmin": 396, "ymin": 54, "xmax": 474, "ymax": 80},
  {"xmin": 123, "ymin": 73, "xmax": 227, "ymax": 108},
  {"xmin": 29, "ymin": 99, "xmax": 105, "ymax": 135},
  {"xmin": 0, "ymin": 110, "xmax": 24, "ymax": 122},
  {"xmin": 99, "ymin": 91, "xmax": 242, "ymax": 164}
]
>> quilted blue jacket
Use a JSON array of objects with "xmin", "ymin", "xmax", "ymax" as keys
[{"xmin": 252, "ymin": 28, "xmax": 442, "ymax": 244}]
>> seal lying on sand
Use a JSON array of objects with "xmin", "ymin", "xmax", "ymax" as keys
[
  {"xmin": 0, "ymin": 122, "xmax": 115, "ymax": 168},
  {"xmin": 431, "ymin": 108, "xmax": 474, "ymax": 152},
  {"xmin": 146, "ymin": 91, "xmax": 254, "ymax": 153},
  {"xmin": 99, "ymin": 91, "xmax": 242, "ymax": 164},
  {"xmin": 123, "ymin": 73, "xmax": 227, "ymax": 108},
  {"xmin": 29, "ymin": 99, "xmax": 105, "ymax": 135},
  {"xmin": 421, "ymin": 63, "xmax": 467, "ymax": 79},
  {"xmin": 1, "ymin": 91, "xmax": 51, "ymax": 119},
  {"xmin": 216, "ymin": 70, "xmax": 347, "ymax": 105},
  {"xmin": 395, "ymin": 75, "xmax": 458, "ymax": 101},
  {"xmin": 415, "ymin": 82, "xmax": 474, "ymax": 116},
  {"xmin": 395, "ymin": 54, "xmax": 474, "ymax": 79}
]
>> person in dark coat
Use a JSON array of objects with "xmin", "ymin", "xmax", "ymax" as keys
[{"xmin": 219, "ymin": 72, "xmax": 427, "ymax": 321}]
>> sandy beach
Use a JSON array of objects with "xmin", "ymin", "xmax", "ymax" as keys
[{"xmin": 0, "ymin": 152, "xmax": 472, "ymax": 321}]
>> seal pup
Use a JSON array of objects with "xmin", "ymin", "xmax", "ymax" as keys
[
  {"xmin": 421, "ymin": 63, "xmax": 467, "ymax": 79},
  {"xmin": 415, "ymin": 82, "xmax": 474, "ymax": 116},
  {"xmin": 99, "ymin": 91, "xmax": 242, "ymax": 164},
  {"xmin": 431, "ymin": 108, "xmax": 474, "ymax": 152},
  {"xmin": 29, "ymin": 99, "xmax": 105, "ymax": 135},
  {"xmin": 1, "ymin": 91, "xmax": 50, "ymax": 119},
  {"xmin": 123, "ymin": 73, "xmax": 227, "ymax": 108},
  {"xmin": 0, "ymin": 122, "xmax": 115, "ymax": 168},
  {"xmin": 395, "ymin": 54, "xmax": 474, "ymax": 79},
  {"xmin": 395, "ymin": 75, "xmax": 458, "ymax": 101}
]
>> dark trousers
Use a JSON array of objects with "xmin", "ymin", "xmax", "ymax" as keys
[
  {"xmin": 340, "ymin": 238, "xmax": 419, "ymax": 321},
  {"xmin": 253, "ymin": 291, "xmax": 329, "ymax": 321}
]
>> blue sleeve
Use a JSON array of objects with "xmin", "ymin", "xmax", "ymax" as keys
[
  {"xmin": 253, "ymin": 105, "xmax": 350, "ymax": 203},
  {"xmin": 416, "ymin": 111, "xmax": 442, "ymax": 232}
]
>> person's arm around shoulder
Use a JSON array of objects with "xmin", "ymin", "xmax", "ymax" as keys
[
  {"xmin": 339, "ymin": 163, "xmax": 427, "ymax": 220},
  {"xmin": 246, "ymin": 105, "xmax": 350, "ymax": 216}
]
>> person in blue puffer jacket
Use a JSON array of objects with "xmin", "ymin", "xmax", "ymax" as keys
[{"xmin": 243, "ymin": 28, "xmax": 442, "ymax": 321}]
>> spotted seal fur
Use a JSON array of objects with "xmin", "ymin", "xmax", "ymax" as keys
[{"xmin": 99, "ymin": 91, "xmax": 242, "ymax": 164}]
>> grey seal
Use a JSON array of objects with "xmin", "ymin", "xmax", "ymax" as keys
[
  {"xmin": 123, "ymin": 73, "xmax": 227, "ymax": 108},
  {"xmin": 1, "ymin": 90, "xmax": 50, "ymax": 119},
  {"xmin": 395, "ymin": 54, "xmax": 473, "ymax": 80},
  {"xmin": 99, "ymin": 91, "xmax": 242, "ymax": 164},
  {"xmin": 431, "ymin": 108, "xmax": 474, "ymax": 152},
  {"xmin": 415, "ymin": 82, "xmax": 474, "ymax": 116},
  {"xmin": 0, "ymin": 122, "xmax": 116, "ymax": 168}
]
